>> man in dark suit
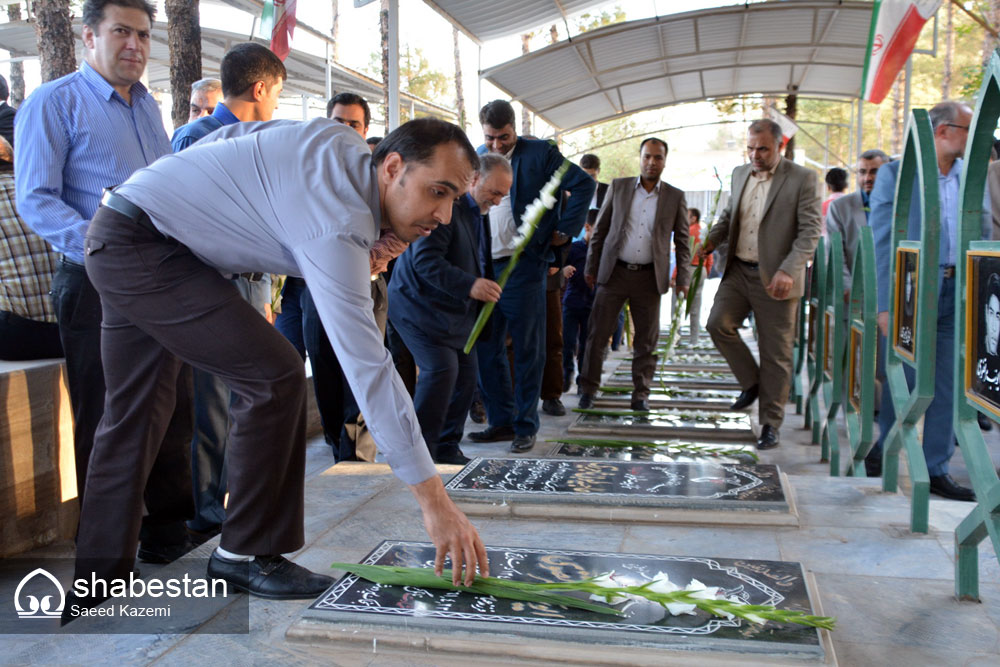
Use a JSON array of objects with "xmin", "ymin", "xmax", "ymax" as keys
[
  {"xmin": 577, "ymin": 138, "xmax": 691, "ymax": 411},
  {"xmin": 826, "ymin": 149, "xmax": 889, "ymax": 293},
  {"xmin": 470, "ymin": 100, "xmax": 595, "ymax": 453},
  {"xmin": 700, "ymin": 119, "xmax": 821, "ymax": 450},
  {"xmin": 580, "ymin": 153, "xmax": 609, "ymax": 225},
  {"xmin": 388, "ymin": 154, "xmax": 511, "ymax": 464}
]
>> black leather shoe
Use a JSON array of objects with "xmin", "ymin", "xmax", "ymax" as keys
[
  {"xmin": 630, "ymin": 398, "xmax": 650, "ymax": 412},
  {"xmin": 929, "ymin": 475, "xmax": 976, "ymax": 502},
  {"xmin": 578, "ymin": 393, "xmax": 594, "ymax": 409},
  {"xmin": 434, "ymin": 449, "xmax": 471, "ymax": 465},
  {"xmin": 468, "ymin": 424, "xmax": 515, "ymax": 442},
  {"xmin": 730, "ymin": 385, "xmax": 759, "ymax": 410},
  {"xmin": 208, "ymin": 552, "xmax": 334, "ymax": 600},
  {"xmin": 757, "ymin": 424, "xmax": 780, "ymax": 450},
  {"xmin": 510, "ymin": 434, "xmax": 536, "ymax": 453},
  {"xmin": 978, "ymin": 413, "xmax": 994, "ymax": 431},
  {"xmin": 138, "ymin": 539, "xmax": 195, "ymax": 564},
  {"xmin": 469, "ymin": 400, "xmax": 487, "ymax": 424},
  {"xmin": 542, "ymin": 398, "xmax": 566, "ymax": 416},
  {"xmin": 864, "ymin": 450, "xmax": 882, "ymax": 478}
]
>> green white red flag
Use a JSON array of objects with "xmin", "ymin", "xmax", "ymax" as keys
[
  {"xmin": 261, "ymin": 0, "xmax": 297, "ymax": 61},
  {"xmin": 861, "ymin": 0, "xmax": 942, "ymax": 104}
]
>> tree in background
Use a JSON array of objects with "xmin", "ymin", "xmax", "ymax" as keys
[
  {"xmin": 453, "ymin": 26, "xmax": 465, "ymax": 130},
  {"xmin": 6, "ymin": 4, "xmax": 25, "ymax": 106},
  {"xmin": 165, "ymin": 0, "xmax": 202, "ymax": 130},
  {"xmin": 33, "ymin": 0, "xmax": 76, "ymax": 82}
]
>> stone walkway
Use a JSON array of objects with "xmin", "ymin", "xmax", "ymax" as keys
[{"xmin": 3, "ymin": 325, "xmax": 1000, "ymax": 665}]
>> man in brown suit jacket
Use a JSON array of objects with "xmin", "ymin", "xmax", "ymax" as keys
[
  {"xmin": 700, "ymin": 119, "xmax": 821, "ymax": 449},
  {"xmin": 577, "ymin": 138, "xmax": 690, "ymax": 410}
]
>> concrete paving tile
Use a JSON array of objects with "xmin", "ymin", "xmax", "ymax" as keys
[
  {"xmin": 832, "ymin": 640, "xmax": 998, "ymax": 667},
  {"xmin": 776, "ymin": 525, "xmax": 954, "ymax": 580},
  {"xmin": 621, "ymin": 524, "xmax": 784, "ymax": 561},
  {"xmin": 815, "ymin": 573, "xmax": 1000, "ymax": 657}
]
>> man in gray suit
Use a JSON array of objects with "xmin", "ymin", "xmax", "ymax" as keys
[
  {"xmin": 826, "ymin": 149, "xmax": 890, "ymax": 293},
  {"xmin": 700, "ymin": 119, "xmax": 822, "ymax": 450},
  {"xmin": 577, "ymin": 138, "xmax": 690, "ymax": 411}
]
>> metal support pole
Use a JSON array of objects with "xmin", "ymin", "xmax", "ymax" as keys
[
  {"xmin": 903, "ymin": 56, "xmax": 913, "ymax": 125},
  {"xmin": 301, "ymin": 95, "xmax": 308, "ymax": 121},
  {"xmin": 477, "ymin": 46, "xmax": 483, "ymax": 125},
  {"xmin": 325, "ymin": 42, "xmax": 332, "ymax": 102},
  {"xmin": 856, "ymin": 97, "xmax": 864, "ymax": 180},
  {"xmin": 824, "ymin": 125, "xmax": 830, "ymax": 170},
  {"xmin": 387, "ymin": 0, "xmax": 400, "ymax": 131}
]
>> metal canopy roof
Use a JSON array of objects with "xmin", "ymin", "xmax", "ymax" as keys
[
  {"xmin": 0, "ymin": 18, "xmax": 456, "ymax": 119},
  {"xmin": 422, "ymin": 0, "xmax": 608, "ymax": 44},
  {"xmin": 481, "ymin": 0, "xmax": 874, "ymax": 133}
]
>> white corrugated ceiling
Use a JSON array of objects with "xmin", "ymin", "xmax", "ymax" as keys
[
  {"xmin": 422, "ymin": 0, "xmax": 610, "ymax": 43},
  {"xmin": 481, "ymin": 0, "xmax": 874, "ymax": 133}
]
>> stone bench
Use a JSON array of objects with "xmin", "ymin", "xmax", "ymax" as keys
[{"xmin": 0, "ymin": 358, "xmax": 323, "ymax": 557}]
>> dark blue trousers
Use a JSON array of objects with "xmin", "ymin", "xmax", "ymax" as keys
[
  {"xmin": 562, "ymin": 304, "xmax": 591, "ymax": 383},
  {"xmin": 275, "ymin": 276, "xmax": 306, "ymax": 360},
  {"xmin": 475, "ymin": 261, "xmax": 546, "ymax": 436},
  {"xmin": 395, "ymin": 322, "xmax": 477, "ymax": 458}
]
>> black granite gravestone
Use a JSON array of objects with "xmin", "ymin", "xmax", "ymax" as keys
[
  {"xmin": 548, "ymin": 440, "xmax": 757, "ymax": 464},
  {"xmin": 568, "ymin": 410, "xmax": 754, "ymax": 441},
  {"xmin": 304, "ymin": 541, "xmax": 824, "ymax": 660},
  {"xmin": 444, "ymin": 458, "xmax": 785, "ymax": 510},
  {"xmin": 605, "ymin": 370, "xmax": 740, "ymax": 390},
  {"xmin": 595, "ymin": 386, "xmax": 742, "ymax": 411}
]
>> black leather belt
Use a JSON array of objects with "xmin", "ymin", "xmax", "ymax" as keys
[
  {"xmin": 942, "ymin": 265, "xmax": 956, "ymax": 279},
  {"xmin": 235, "ymin": 272, "xmax": 264, "ymax": 282},
  {"xmin": 616, "ymin": 259, "xmax": 654, "ymax": 271},
  {"xmin": 737, "ymin": 258, "xmax": 760, "ymax": 270},
  {"xmin": 100, "ymin": 189, "xmax": 161, "ymax": 236}
]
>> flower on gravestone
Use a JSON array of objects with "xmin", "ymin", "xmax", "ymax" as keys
[{"xmin": 588, "ymin": 571, "xmax": 630, "ymax": 604}]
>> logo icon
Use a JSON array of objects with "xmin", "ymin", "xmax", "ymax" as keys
[{"xmin": 14, "ymin": 568, "xmax": 65, "ymax": 619}]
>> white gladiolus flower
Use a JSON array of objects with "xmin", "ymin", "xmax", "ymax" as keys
[
  {"xmin": 646, "ymin": 572, "xmax": 679, "ymax": 594},
  {"xmin": 540, "ymin": 191, "xmax": 556, "ymax": 208},
  {"xmin": 588, "ymin": 571, "xmax": 629, "ymax": 604},
  {"xmin": 685, "ymin": 578, "xmax": 723, "ymax": 600}
]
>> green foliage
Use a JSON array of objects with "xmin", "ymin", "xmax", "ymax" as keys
[{"xmin": 575, "ymin": 5, "xmax": 627, "ymax": 33}]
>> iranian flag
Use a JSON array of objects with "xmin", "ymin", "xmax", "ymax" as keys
[
  {"xmin": 861, "ymin": 0, "xmax": 942, "ymax": 104},
  {"xmin": 261, "ymin": 0, "xmax": 297, "ymax": 61}
]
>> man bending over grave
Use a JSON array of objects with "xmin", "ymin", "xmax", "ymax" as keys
[{"xmin": 66, "ymin": 118, "xmax": 489, "ymax": 618}]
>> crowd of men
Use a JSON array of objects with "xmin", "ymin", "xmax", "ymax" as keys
[{"xmin": 0, "ymin": 0, "xmax": 989, "ymax": 621}]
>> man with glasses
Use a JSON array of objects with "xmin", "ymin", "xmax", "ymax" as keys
[{"xmin": 869, "ymin": 101, "xmax": 990, "ymax": 498}]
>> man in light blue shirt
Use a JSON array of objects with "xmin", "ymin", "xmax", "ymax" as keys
[
  {"xmin": 870, "ymin": 100, "xmax": 987, "ymax": 500},
  {"xmin": 14, "ymin": 0, "xmax": 193, "ymax": 562},
  {"xmin": 169, "ymin": 41, "xmax": 285, "ymax": 545},
  {"xmin": 67, "ymin": 118, "xmax": 490, "ymax": 615}
]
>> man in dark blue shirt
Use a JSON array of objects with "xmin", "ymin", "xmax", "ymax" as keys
[
  {"xmin": 388, "ymin": 154, "xmax": 511, "ymax": 464},
  {"xmin": 169, "ymin": 41, "xmax": 286, "ymax": 544}
]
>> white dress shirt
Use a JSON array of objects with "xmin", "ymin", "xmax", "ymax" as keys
[
  {"xmin": 488, "ymin": 144, "xmax": 518, "ymax": 259},
  {"xmin": 116, "ymin": 118, "xmax": 436, "ymax": 485},
  {"xmin": 618, "ymin": 178, "xmax": 660, "ymax": 265}
]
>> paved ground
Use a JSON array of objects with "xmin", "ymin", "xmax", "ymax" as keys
[{"xmin": 3, "ymin": 317, "xmax": 1000, "ymax": 665}]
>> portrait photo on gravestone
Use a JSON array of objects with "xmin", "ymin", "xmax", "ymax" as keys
[
  {"xmin": 894, "ymin": 247, "xmax": 918, "ymax": 360},
  {"xmin": 966, "ymin": 252, "xmax": 1000, "ymax": 418}
]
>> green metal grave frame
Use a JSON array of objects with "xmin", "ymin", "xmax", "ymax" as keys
[
  {"xmin": 804, "ymin": 237, "xmax": 827, "ymax": 444},
  {"xmin": 843, "ymin": 227, "xmax": 878, "ymax": 477},
  {"xmin": 820, "ymin": 232, "xmax": 846, "ymax": 472},
  {"xmin": 952, "ymin": 50, "xmax": 1000, "ymax": 601},
  {"xmin": 882, "ymin": 109, "xmax": 939, "ymax": 534},
  {"xmin": 791, "ymin": 292, "xmax": 808, "ymax": 414}
]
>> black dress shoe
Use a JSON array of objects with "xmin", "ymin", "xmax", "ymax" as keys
[
  {"xmin": 138, "ymin": 539, "xmax": 195, "ymax": 564},
  {"xmin": 510, "ymin": 434, "xmax": 536, "ymax": 453},
  {"xmin": 468, "ymin": 424, "xmax": 515, "ymax": 442},
  {"xmin": 434, "ymin": 449, "xmax": 471, "ymax": 465},
  {"xmin": 730, "ymin": 385, "xmax": 759, "ymax": 410},
  {"xmin": 208, "ymin": 552, "xmax": 334, "ymax": 600},
  {"xmin": 578, "ymin": 393, "xmax": 594, "ymax": 409},
  {"xmin": 757, "ymin": 424, "xmax": 780, "ymax": 450},
  {"xmin": 978, "ymin": 413, "xmax": 994, "ymax": 431},
  {"xmin": 469, "ymin": 400, "xmax": 487, "ymax": 424},
  {"xmin": 542, "ymin": 398, "xmax": 566, "ymax": 416},
  {"xmin": 630, "ymin": 398, "xmax": 650, "ymax": 412},
  {"xmin": 864, "ymin": 450, "xmax": 882, "ymax": 478},
  {"xmin": 929, "ymin": 475, "xmax": 976, "ymax": 502}
]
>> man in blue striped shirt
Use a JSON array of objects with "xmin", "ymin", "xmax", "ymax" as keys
[{"xmin": 14, "ymin": 0, "xmax": 194, "ymax": 561}]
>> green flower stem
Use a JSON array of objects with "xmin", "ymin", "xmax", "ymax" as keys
[
  {"xmin": 332, "ymin": 564, "xmax": 835, "ymax": 631},
  {"xmin": 463, "ymin": 161, "xmax": 571, "ymax": 354}
]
